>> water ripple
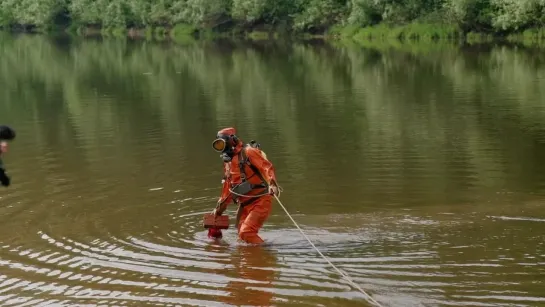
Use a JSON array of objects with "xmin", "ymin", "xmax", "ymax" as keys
[{"xmin": 0, "ymin": 202, "xmax": 543, "ymax": 306}]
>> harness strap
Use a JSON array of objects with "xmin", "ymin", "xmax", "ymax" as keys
[
  {"xmin": 238, "ymin": 150, "xmax": 246, "ymax": 181},
  {"xmin": 233, "ymin": 146, "xmax": 271, "ymax": 229},
  {"xmin": 239, "ymin": 145, "xmax": 269, "ymax": 188}
]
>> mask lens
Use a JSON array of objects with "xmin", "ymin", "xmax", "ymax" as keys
[{"xmin": 212, "ymin": 138, "xmax": 226, "ymax": 152}]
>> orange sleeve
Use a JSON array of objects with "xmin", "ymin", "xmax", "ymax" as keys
[
  {"xmin": 246, "ymin": 147, "xmax": 277, "ymax": 186},
  {"xmin": 216, "ymin": 163, "xmax": 233, "ymax": 212}
]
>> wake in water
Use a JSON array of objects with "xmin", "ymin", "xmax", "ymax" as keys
[{"xmin": 0, "ymin": 192, "xmax": 544, "ymax": 307}]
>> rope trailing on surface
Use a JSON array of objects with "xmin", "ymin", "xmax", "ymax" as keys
[
  {"xmin": 228, "ymin": 186, "xmax": 383, "ymax": 306},
  {"xmin": 273, "ymin": 194, "xmax": 384, "ymax": 307}
]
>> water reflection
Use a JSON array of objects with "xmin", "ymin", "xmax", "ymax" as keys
[
  {"xmin": 204, "ymin": 243, "xmax": 277, "ymax": 306},
  {"xmin": 2, "ymin": 35, "xmax": 545, "ymax": 211}
]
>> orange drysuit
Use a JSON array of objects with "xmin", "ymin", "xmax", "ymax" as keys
[{"xmin": 215, "ymin": 140, "xmax": 278, "ymax": 244}]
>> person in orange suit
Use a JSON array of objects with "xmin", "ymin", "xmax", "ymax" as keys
[
  {"xmin": 0, "ymin": 125, "xmax": 16, "ymax": 187},
  {"xmin": 210, "ymin": 127, "xmax": 279, "ymax": 244}
]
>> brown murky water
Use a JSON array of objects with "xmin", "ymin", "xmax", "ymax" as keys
[{"xmin": 1, "ymin": 34, "xmax": 545, "ymax": 306}]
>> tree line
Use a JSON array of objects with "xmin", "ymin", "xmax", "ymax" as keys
[{"xmin": 0, "ymin": 0, "xmax": 544, "ymax": 36}]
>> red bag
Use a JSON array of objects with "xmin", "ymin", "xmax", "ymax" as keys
[
  {"xmin": 203, "ymin": 213, "xmax": 229, "ymax": 229},
  {"xmin": 208, "ymin": 228, "xmax": 223, "ymax": 239}
]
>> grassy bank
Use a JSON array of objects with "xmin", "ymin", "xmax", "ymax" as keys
[
  {"xmin": 329, "ymin": 23, "xmax": 463, "ymax": 41},
  {"xmin": 328, "ymin": 23, "xmax": 545, "ymax": 45},
  {"xmin": 43, "ymin": 23, "xmax": 314, "ymax": 43},
  {"xmin": 74, "ymin": 24, "xmax": 201, "ymax": 42},
  {"xmin": 6, "ymin": 21, "xmax": 545, "ymax": 47},
  {"xmin": 5, "ymin": 22, "xmax": 545, "ymax": 47}
]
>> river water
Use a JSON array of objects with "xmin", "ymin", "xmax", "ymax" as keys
[{"xmin": 0, "ymin": 34, "xmax": 545, "ymax": 306}]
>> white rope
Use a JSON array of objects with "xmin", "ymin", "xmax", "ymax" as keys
[
  {"xmin": 229, "ymin": 186, "xmax": 383, "ymax": 305},
  {"xmin": 273, "ymin": 194, "xmax": 384, "ymax": 307}
]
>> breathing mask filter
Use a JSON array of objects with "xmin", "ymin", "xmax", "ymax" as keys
[{"xmin": 212, "ymin": 132, "xmax": 238, "ymax": 162}]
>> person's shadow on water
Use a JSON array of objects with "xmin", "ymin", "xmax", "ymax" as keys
[{"xmin": 205, "ymin": 241, "xmax": 277, "ymax": 307}]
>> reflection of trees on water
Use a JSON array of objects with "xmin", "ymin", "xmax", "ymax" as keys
[
  {"xmin": 1, "ymin": 35, "xmax": 545, "ymax": 208},
  {"xmin": 204, "ymin": 243, "xmax": 277, "ymax": 306}
]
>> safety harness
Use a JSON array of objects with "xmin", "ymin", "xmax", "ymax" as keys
[
  {"xmin": 235, "ymin": 143, "xmax": 269, "ymax": 204},
  {"xmin": 232, "ymin": 142, "xmax": 271, "ymax": 229}
]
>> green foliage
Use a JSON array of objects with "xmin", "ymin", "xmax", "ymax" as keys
[
  {"xmin": 466, "ymin": 30, "xmax": 493, "ymax": 43},
  {"xmin": 523, "ymin": 27, "xmax": 545, "ymax": 39},
  {"xmin": 1, "ymin": 0, "xmax": 70, "ymax": 29},
  {"xmin": 347, "ymin": 0, "xmax": 385, "ymax": 26},
  {"xmin": 68, "ymin": 0, "xmax": 232, "ymax": 29},
  {"xmin": 171, "ymin": 23, "xmax": 197, "ymax": 37},
  {"xmin": 0, "ymin": 0, "xmax": 544, "ymax": 36},
  {"xmin": 345, "ymin": 0, "xmax": 544, "ymax": 36},
  {"xmin": 443, "ymin": 0, "xmax": 494, "ymax": 31},
  {"xmin": 247, "ymin": 30, "xmax": 270, "ymax": 39},
  {"xmin": 292, "ymin": 0, "xmax": 348, "ymax": 32},
  {"xmin": 231, "ymin": 0, "xmax": 269, "ymax": 24},
  {"xmin": 490, "ymin": 0, "xmax": 545, "ymax": 31}
]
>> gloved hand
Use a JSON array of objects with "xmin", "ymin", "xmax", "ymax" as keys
[
  {"xmin": 269, "ymin": 185, "xmax": 279, "ymax": 196},
  {"xmin": 0, "ymin": 168, "xmax": 10, "ymax": 187},
  {"xmin": 212, "ymin": 208, "xmax": 223, "ymax": 216}
]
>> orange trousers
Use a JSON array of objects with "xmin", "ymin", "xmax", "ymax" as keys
[{"xmin": 237, "ymin": 195, "xmax": 272, "ymax": 244}]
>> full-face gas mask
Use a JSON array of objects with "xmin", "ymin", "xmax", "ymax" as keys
[{"xmin": 212, "ymin": 129, "xmax": 238, "ymax": 162}]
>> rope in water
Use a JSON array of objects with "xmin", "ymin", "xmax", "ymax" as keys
[
  {"xmin": 229, "ymin": 187, "xmax": 383, "ymax": 306},
  {"xmin": 272, "ymin": 194, "xmax": 384, "ymax": 307}
]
